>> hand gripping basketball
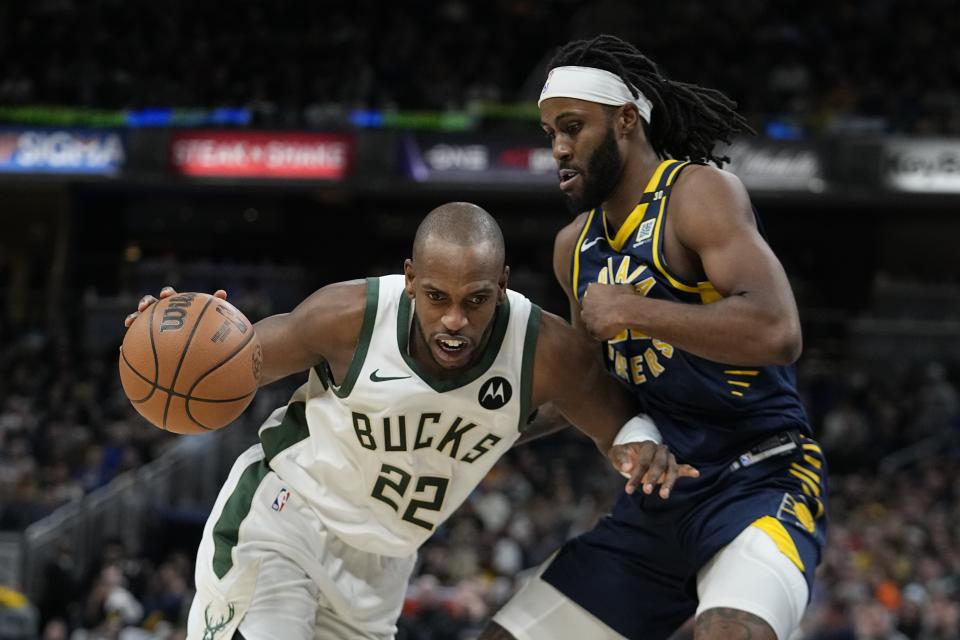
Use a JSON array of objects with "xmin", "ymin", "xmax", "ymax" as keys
[{"xmin": 119, "ymin": 287, "xmax": 262, "ymax": 434}]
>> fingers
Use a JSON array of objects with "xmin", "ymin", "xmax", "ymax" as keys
[
  {"xmin": 654, "ymin": 462, "xmax": 700, "ymax": 500},
  {"xmin": 213, "ymin": 289, "xmax": 228, "ymax": 300},
  {"xmin": 613, "ymin": 443, "xmax": 700, "ymax": 500},
  {"xmin": 137, "ymin": 295, "xmax": 157, "ymax": 312},
  {"xmin": 639, "ymin": 445, "xmax": 670, "ymax": 496},
  {"xmin": 677, "ymin": 464, "xmax": 700, "ymax": 479},
  {"xmin": 622, "ymin": 443, "xmax": 655, "ymax": 496},
  {"xmin": 124, "ymin": 286, "xmax": 176, "ymax": 327},
  {"xmin": 657, "ymin": 454, "xmax": 679, "ymax": 500}
]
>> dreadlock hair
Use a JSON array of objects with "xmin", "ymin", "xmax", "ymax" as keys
[{"xmin": 547, "ymin": 34, "xmax": 755, "ymax": 167}]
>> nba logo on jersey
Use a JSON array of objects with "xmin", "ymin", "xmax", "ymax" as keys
[
  {"xmin": 272, "ymin": 487, "xmax": 291, "ymax": 512},
  {"xmin": 633, "ymin": 218, "xmax": 656, "ymax": 247}
]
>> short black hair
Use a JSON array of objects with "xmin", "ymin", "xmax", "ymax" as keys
[
  {"xmin": 548, "ymin": 34, "xmax": 754, "ymax": 166},
  {"xmin": 412, "ymin": 202, "xmax": 505, "ymax": 268}
]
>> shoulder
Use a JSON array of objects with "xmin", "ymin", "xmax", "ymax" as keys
[
  {"xmin": 669, "ymin": 164, "xmax": 756, "ymax": 244},
  {"xmin": 555, "ymin": 212, "xmax": 591, "ymax": 255},
  {"xmin": 299, "ymin": 278, "xmax": 369, "ymax": 319},
  {"xmin": 553, "ymin": 212, "xmax": 591, "ymax": 286},
  {"xmin": 291, "ymin": 278, "xmax": 370, "ymax": 352},
  {"xmin": 671, "ymin": 164, "xmax": 753, "ymax": 221}
]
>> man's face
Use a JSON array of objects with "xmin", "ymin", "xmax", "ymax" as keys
[
  {"xmin": 540, "ymin": 97, "xmax": 625, "ymax": 213},
  {"xmin": 404, "ymin": 239, "xmax": 507, "ymax": 371}
]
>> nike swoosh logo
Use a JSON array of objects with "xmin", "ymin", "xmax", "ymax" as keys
[
  {"xmin": 369, "ymin": 369, "xmax": 412, "ymax": 382},
  {"xmin": 580, "ymin": 237, "xmax": 603, "ymax": 252}
]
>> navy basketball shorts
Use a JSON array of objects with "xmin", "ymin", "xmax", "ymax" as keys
[{"xmin": 539, "ymin": 435, "xmax": 827, "ymax": 640}]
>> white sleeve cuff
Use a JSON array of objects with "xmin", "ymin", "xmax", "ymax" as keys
[{"xmin": 613, "ymin": 414, "xmax": 663, "ymax": 446}]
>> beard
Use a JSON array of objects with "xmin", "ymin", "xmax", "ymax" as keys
[{"xmin": 565, "ymin": 126, "xmax": 624, "ymax": 214}]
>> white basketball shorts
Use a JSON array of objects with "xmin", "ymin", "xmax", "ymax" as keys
[{"xmin": 186, "ymin": 445, "xmax": 417, "ymax": 640}]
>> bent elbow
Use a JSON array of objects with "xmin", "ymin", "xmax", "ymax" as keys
[{"xmin": 768, "ymin": 320, "xmax": 802, "ymax": 365}]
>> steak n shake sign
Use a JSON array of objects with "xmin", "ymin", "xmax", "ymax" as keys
[{"xmin": 171, "ymin": 131, "xmax": 353, "ymax": 179}]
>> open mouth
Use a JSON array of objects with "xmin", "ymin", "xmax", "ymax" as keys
[
  {"xmin": 433, "ymin": 335, "xmax": 471, "ymax": 364},
  {"xmin": 558, "ymin": 168, "xmax": 581, "ymax": 192}
]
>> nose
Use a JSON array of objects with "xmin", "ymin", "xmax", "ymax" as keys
[
  {"xmin": 441, "ymin": 306, "xmax": 468, "ymax": 333},
  {"xmin": 553, "ymin": 137, "xmax": 572, "ymax": 164}
]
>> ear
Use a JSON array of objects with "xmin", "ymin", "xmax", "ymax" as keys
[
  {"xmin": 498, "ymin": 266, "xmax": 510, "ymax": 304},
  {"xmin": 617, "ymin": 103, "xmax": 641, "ymax": 137},
  {"xmin": 403, "ymin": 259, "xmax": 416, "ymax": 299}
]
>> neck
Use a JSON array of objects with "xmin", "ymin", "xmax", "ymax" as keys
[{"xmin": 601, "ymin": 146, "xmax": 662, "ymax": 233}]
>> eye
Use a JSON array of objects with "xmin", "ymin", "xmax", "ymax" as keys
[
  {"xmin": 469, "ymin": 295, "xmax": 488, "ymax": 306},
  {"xmin": 566, "ymin": 122, "xmax": 581, "ymax": 134},
  {"xmin": 543, "ymin": 129, "xmax": 555, "ymax": 141},
  {"xmin": 426, "ymin": 291, "xmax": 444, "ymax": 302}
]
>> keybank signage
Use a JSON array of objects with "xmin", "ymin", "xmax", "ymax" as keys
[
  {"xmin": 0, "ymin": 128, "xmax": 125, "ymax": 174},
  {"xmin": 404, "ymin": 134, "xmax": 554, "ymax": 183},
  {"xmin": 883, "ymin": 139, "xmax": 960, "ymax": 193}
]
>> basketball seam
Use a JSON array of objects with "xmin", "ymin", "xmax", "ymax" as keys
[
  {"xmin": 119, "ymin": 348, "xmax": 159, "ymax": 403},
  {"xmin": 120, "ymin": 338, "xmax": 256, "ymax": 402},
  {"xmin": 184, "ymin": 321, "xmax": 258, "ymax": 430},
  {"xmin": 162, "ymin": 296, "xmax": 215, "ymax": 431},
  {"xmin": 133, "ymin": 386, "xmax": 256, "ymax": 404},
  {"xmin": 149, "ymin": 301, "xmax": 160, "ymax": 396}
]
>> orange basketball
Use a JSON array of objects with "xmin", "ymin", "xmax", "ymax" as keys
[{"xmin": 118, "ymin": 292, "xmax": 262, "ymax": 434}]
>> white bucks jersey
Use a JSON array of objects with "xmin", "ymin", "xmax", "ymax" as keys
[{"xmin": 260, "ymin": 274, "xmax": 541, "ymax": 557}]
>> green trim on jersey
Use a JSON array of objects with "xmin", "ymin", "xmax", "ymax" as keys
[
  {"xmin": 326, "ymin": 277, "xmax": 380, "ymax": 398},
  {"xmin": 396, "ymin": 292, "xmax": 511, "ymax": 393},
  {"xmin": 211, "ymin": 459, "xmax": 271, "ymax": 579},
  {"xmin": 260, "ymin": 401, "xmax": 309, "ymax": 464},
  {"xmin": 518, "ymin": 304, "xmax": 542, "ymax": 432}
]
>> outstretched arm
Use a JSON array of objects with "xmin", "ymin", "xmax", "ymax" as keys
[
  {"xmin": 125, "ymin": 281, "xmax": 368, "ymax": 386},
  {"xmin": 579, "ymin": 166, "xmax": 802, "ymax": 366},
  {"xmin": 531, "ymin": 311, "xmax": 698, "ymax": 497},
  {"xmin": 508, "ymin": 215, "xmax": 593, "ymax": 446}
]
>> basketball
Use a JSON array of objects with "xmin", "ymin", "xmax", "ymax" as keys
[{"xmin": 118, "ymin": 292, "xmax": 262, "ymax": 434}]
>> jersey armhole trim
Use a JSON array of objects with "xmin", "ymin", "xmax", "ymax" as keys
[
  {"xmin": 651, "ymin": 161, "xmax": 714, "ymax": 294},
  {"xmin": 260, "ymin": 401, "xmax": 309, "ymax": 464},
  {"xmin": 571, "ymin": 210, "xmax": 596, "ymax": 304},
  {"xmin": 332, "ymin": 276, "xmax": 380, "ymax": 398},
  {"xmin": 518, "ymin": 304, "xmax": 542, "ymax": 433}
]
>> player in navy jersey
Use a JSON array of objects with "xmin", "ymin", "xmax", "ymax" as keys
[{"xmin": 484, "ymin": 35, "xmax": 827, "ymax": 640}]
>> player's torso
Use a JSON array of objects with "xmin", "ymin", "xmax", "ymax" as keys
[
  {"xmin": 261, "ymin": 274, "xmax": 540, "ymax": 556},
  {"xmin": 572, "ymin": 159, "xmax": 808, "ymax": 464}
]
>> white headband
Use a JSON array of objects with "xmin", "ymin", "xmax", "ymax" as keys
[{"xmin": 539, "ymin": 65, "xmax": 653, "ymax": 124}]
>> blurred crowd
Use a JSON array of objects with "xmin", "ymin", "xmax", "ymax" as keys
[
  {"xmin": 1, "ymin": 0, "xmax": 957, "ymax": 134},
  {"xmin": 0, "ymin": 331, "xmax": 178, "ymax": 532}
]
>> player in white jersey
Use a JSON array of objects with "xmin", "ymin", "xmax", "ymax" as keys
[{"xmin": 125, "ymin": 202, "xmax": 697, "ymax": 640}]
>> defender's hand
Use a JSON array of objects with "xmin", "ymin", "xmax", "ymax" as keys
[
  {"xmin": 123, "ymin": 286, "xmax": 227, "ymax": 327},
  {"xmin": 608, "ymin": 442, "xmax": 699, "ymax": 499},
  {"xmin": 581, "ymin": 283, "xmax": 636, "ymax": 340}
]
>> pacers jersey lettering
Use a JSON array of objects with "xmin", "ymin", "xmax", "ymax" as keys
[
  {"xmin": 259, "ymin": 274, "xmax": 540, "ymax": 557},
  {"xmin": 572, "ymin": 160, "xmax": 809, "ymax": 464}
]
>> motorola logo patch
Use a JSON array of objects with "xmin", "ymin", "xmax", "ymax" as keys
[{"xmin": 478, "ymin": 377, "xmax": 512, "ymax": 410}]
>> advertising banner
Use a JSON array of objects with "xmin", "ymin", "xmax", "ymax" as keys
[
  {"xmin": 719, "ymin": 139, "xmax": 825, "ymax": 192},
  {"xmin": 882, "ymin": 139, "xmax": 960, "ymax": 193},
  {"xmin": 404, "ymin": 134, "xmax": 829, "ymax": 192},
  {"xmin": 402, "ymin": 134, "xmax": 555, "ymax": 184},
  {"xmin": 0, "ymin": 128, "xmax": 125, "ymax": 174},
  {"xmin": 171, "ymin": 131, "xmax": 353, "ymax": 179}
]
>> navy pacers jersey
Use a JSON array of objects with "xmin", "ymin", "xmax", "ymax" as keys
[{"xmin": 572, "ymin": 159, "xmax": 810, "ymax": 465}]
